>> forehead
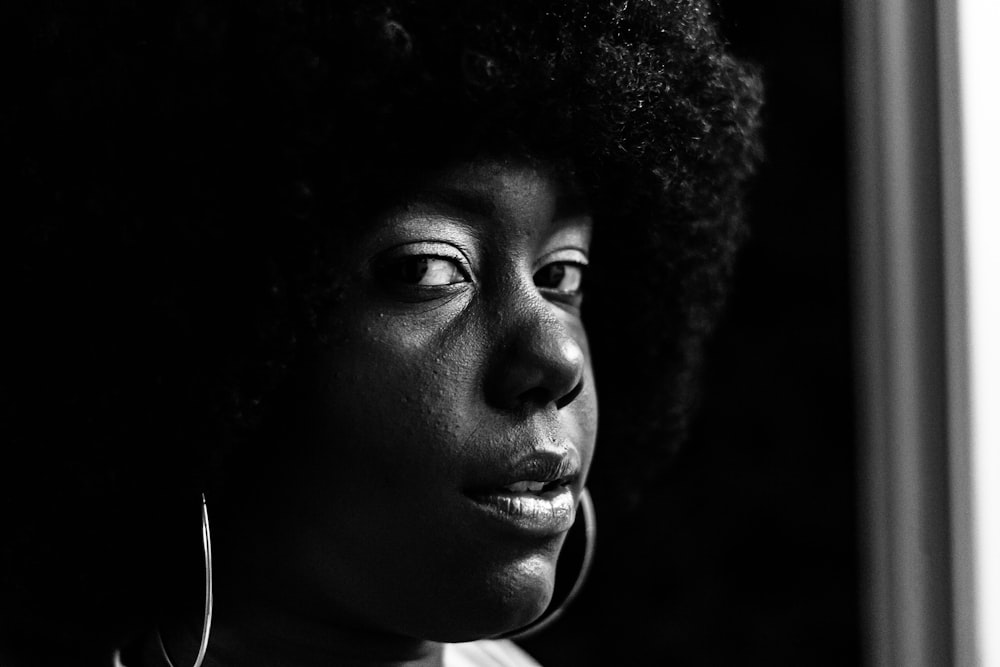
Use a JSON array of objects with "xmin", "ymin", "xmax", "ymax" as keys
[{"xmin": 400, "ymin": 159, "xmax": 592, "ymax": 236}]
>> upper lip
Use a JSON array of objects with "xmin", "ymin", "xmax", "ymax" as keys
[{"xmin": 466, "ymin": 443, "xmax": 582, "ymax": 494}]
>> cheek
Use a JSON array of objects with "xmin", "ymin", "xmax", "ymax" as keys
[
  {"xmin": 273, "ymin": 303, "xmax": 597, "ymax": 638},
  {"xmin": 575, "ymin": 362, "xmax": 599, "ymax": 477},
  {"xmin": 301, "ymin": 309, "xmax": 487, "ymax": 535},
  {"xmin": 563, "ymin": 328, "xmax": 598, "ymax": 474},
  {"xmin": 319, "ymin": 329, "xmax": 474, "ymax": 471}
]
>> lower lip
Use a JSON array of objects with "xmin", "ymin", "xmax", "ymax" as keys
[{"xmin": 469, "ymin": 487, "xmax": 577, "ymax": 537}]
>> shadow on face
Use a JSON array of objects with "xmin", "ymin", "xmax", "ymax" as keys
[{"xmin": 215, "ymin": 158, "xmax": 599, "ymax": 645}]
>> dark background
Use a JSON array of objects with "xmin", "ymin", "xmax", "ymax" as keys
[{"xmin": 524, "ymin": 1, "xmax": 859, "ymax": 664}]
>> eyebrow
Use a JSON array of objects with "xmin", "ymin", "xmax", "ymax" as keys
[{"xmin": 407, "ymin": 186, "xmax": 498, "ymax": 221}]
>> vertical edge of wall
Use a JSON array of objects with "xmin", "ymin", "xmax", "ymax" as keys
[
  {"xmin": 844, "ymin": 0, "xmax": 957, "ymax": 665},
  {"xmin": 843, "ymin": 1, "xmax": 890, "ymax": 663},
  {"xmin": 936, "ymin": 0, "xmax": 977, "ymax": 665}
]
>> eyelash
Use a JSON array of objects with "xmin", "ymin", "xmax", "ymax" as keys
[
  {"xmin": 382, "ymin": 255, "xmax": 584, "ymax": 285},
  {"xmin": 533, "ymin": 261, "xmax": 586, "ymax": 296},
  {"xmin": 378, "ymin": 255, "xmax": 471, "ymax": 288},
  {"xmin": 375, "ymin": 252, "xmax": 587, "ymax": 308}
]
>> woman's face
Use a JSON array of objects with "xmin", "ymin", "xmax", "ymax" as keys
[{"xmin": 227, "ymin": 159, "xmax": 597, "ymax": 645}]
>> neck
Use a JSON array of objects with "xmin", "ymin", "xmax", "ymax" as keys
[{"xmin": 154, "ymin": 597, "xmax": 445, "ymax": 667}]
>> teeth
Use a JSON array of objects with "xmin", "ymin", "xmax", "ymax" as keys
[{"xmin": 504, "ymin": 481, "xmax": 547, "ymax": 493}]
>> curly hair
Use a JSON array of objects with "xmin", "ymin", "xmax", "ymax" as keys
[{"xmin": 0, "ymin": 0, "xmax": 761, "ymax": 654}]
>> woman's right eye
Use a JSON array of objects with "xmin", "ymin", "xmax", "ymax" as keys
[{"xmin": 378, "ymin": 256, "xmax": 470, "ymax": 287}]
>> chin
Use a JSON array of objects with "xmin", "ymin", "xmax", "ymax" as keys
[{"xmin": 427, "ymin": 556, "xmax": 557, "ymax": 643}]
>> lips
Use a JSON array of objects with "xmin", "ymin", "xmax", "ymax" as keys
[
  {"xmin": 502, "ymin": 480, "xmax": 565, "ymax": 493},
  {"xmin": 494, "ymin": 447, "xmax": 580, "ymax": 490},
  {"xmin": 466, "ymin": 445, "xmax": 582, "ymax": 537}
]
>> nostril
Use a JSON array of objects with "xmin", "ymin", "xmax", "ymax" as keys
[
  {"xmin": 487, "ymin": 308, "xmax": 587, "ymax": 411},
  {"xmin": 555, "ymin": 378, "xmax": 584, "ymax": 410},
  {"xmin": 514, "ymin": 377, "xmax": 583, "ymax": 410},
  {"xmin": 517, "ymin": 386, "xmax": 551, "ymax": 406}
]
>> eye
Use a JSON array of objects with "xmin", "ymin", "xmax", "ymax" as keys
[
  {"xmin": 534, "ymin": 261, "xmax": 585, "ymax": 295},
  {"xmin": 378, "ymin": 255, "xmax": 469, "ymax": 287}
]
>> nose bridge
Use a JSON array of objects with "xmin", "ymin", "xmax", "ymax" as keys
[{"xmin": 485, "ymin": 287, "xmax": 586, "ymax": 410}]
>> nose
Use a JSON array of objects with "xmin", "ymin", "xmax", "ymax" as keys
[{"xmin": 485, "ymin": 298, "xmax": 586, "ymax": 411}]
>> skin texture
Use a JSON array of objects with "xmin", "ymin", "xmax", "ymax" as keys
[{"xmin": 159, "ymin": 159, "xmax": 598, "ymax": 666}]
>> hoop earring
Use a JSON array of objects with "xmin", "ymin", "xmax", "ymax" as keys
[
  {"xmin": 497, "ymin": 487, "xmax": 596, "ymax": 640},
  {"xmin": 158, "ymin": 493, "xmax": 214, "ymax": 667}
]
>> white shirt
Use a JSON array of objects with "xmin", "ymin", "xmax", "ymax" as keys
[
  {"xmin": 443, "ymin": 640, "xmax": 542, "ymax": 667},
  {"xmin": 113, "ymin": 639, "xmax": 542, "ymax": 667}
]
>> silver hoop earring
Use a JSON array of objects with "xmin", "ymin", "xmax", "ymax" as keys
[
  {"xmin": 158, "ymin": 493, "xmax": 214, "ymax": 667},
  {"xmin": 497, "ymin": 487, "xmax": 596, "ymax": 640}
]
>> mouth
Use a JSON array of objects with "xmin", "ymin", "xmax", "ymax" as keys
[
  {"xmin": 466, "ymin": 447, "xmax": 581, "ymax": 537},
  {"xmin": 499, "ymin": 477, "xmax": 574, "ymax": 495}
]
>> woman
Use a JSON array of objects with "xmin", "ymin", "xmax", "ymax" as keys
[{"xmin": 0, "ymin": 1, "xmax": 761, "ymax": 665}]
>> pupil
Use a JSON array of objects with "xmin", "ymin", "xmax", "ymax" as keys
[
  {"xmin": 544, "ymin": 264, "xmax": 565, "ymax": 287},
  {"xmin": 403, "ymin": 258, "xmax": 429, "ymax": 283}
]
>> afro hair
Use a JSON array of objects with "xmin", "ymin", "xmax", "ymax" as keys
[{"xmin": 0, "ymin": 0, "xmax": 762, "ymax": 653}]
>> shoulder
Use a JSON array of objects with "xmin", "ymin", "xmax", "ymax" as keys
[{"xmin": 443, "ymin": 639, "xmax": 542, "ymax": 667}]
